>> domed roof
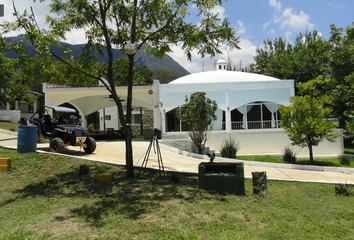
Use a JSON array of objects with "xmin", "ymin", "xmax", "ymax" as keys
[
  {"xmin": 169, "ymin": 71, "xmax": 280, "ymax": 84},
  {"xmin": 216, "ymin": 59, "xmax": 227, "ymax": 64}
]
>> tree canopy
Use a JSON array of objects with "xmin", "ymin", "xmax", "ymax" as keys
[
  {"xmin": 253, "ymin": 23, "xmax": 354, "ymax": 127},
  {"xmin": 113, "ymin": 58, "xmax": 153, "ymax": 86},
  {"xmin": 2, "ymin": 0, "xmax": 240, "ymax": 177},
  {"xmin": 280, "ymin": 77, "xmax": 339, "ymax": 163},
  {"xmin": 253, "ymin": 30, "xmax": 330, "ymax": 85},
  {"xmin": 176, "ymin": 92, "xmax": 217, "ymax": 154}
]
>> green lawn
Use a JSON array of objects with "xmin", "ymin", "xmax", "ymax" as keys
[
  {"xmin": 236, "ymin": 155, "xmax": 354, "ymax": 168},
  {"xmin": 0, "ymin": 122, "xmax": 18, "ymax": 132},
  {"xmin": 1, "ymin": 148, "xmax": 354, "ymax": 239},
  {"xmin": 345, "ymin": 148, "xmax": 354, "ymax": 154}
]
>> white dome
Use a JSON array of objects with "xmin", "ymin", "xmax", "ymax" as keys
[
  {"xmin": 169, "ymin": 71, "xmax": 280, "ymax": 84},
  {"xmin": 216, "ymin": 59, "xmax": 227, "ymax": 64}
]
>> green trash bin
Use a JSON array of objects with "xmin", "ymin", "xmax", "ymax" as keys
[{"xmin": 198, "ymin": 162, "xmax": 245, "ymax": 195}]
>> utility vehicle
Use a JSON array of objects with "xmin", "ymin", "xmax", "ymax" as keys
[{"xmin": 29, "ymin": 105, "xmax": 96, "ymax": 154}]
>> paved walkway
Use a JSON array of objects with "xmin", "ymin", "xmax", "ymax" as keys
[{"xmin": 1, "ymin": 129, "xmax": 354, "ymax": 185}]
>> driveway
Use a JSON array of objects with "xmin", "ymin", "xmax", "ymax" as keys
[{"xmin": 1, "ymin": 129, "xmax": 354, "ymax": 184}]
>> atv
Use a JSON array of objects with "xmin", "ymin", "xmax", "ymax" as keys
[{"xmin": 29, "ymin": 105, "xmax": 96, "ymax": 154}]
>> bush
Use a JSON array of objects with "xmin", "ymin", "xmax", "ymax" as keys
[
  {"xmin": 219, "ymin": 137, "xmax": 239, "ymax": 159},
  {"xmin": 283, "ymin": 147, "xmax": 296, "ymax": 164},
  {"xmin": 88, "ymin": 123, "xmax": 95, "ymax": 133},
  {"xmin": 339, "ymin": 155, "xmax": 351, "ymax": 166},
  {"xmin": 335, "ymin": 184, "xmax": 353, "ymax": 196}
]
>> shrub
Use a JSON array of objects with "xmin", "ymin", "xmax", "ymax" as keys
[
  {"xmin": 339, "ymin": 155, "xmax": 351, "ymax": 166},
  {"xmin": 335, "ymin": 184, "xmax": 353, "ymax": 196},
  {"xmin": 219, "ymin": 137, "xmax": 239, "ymax": 159},
  {"xmin": 88, "ymin": 123, "xmax": 95, "ymax": 133},
  {"xmin": 283, "ymin": 147, "xmax": 297, "ymax": 164}
]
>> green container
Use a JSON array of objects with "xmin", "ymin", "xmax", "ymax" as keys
[{"xmin": 198, "ymin": 162, "xmax": 245, "ymax": 195}]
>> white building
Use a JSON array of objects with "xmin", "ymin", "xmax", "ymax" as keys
[
  {"xmin": 42, "ymin": 60, "xmax": 343, "ymax": 156},
  {"xmin": 161, "ymin": 59, "xmax": 294, "ymax": 134}
]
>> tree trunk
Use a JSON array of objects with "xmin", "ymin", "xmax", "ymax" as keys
[
  {"xmin": 308, "ymin": 144, "xmax": 314, "ymax": 164},
  {"xmin": 197, "ymin": 144, "xmax": 203, "ymax": 154},
  {"xmin": 125, "ymin": 54, "xmax": 135, "ymax": 178},
  {"xmin": 252, "ymin": 171, "xmax": 268, "ymax": 198},
  {"xmin": 123, "ymin": 0, "xmax": 138, "ymax": 179}
]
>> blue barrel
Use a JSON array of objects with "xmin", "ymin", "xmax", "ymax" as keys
[{"xmin": 17, "ymin": 125, "xmax": 38, "ymax": 153}]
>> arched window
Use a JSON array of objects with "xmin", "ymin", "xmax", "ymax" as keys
[{"xmin": 219, "ymin": 65, "xmax": 222, "ymax": 70}]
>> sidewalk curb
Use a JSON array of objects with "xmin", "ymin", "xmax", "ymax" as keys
[
  {"xmin": 159, "ymin": 143, "xmax": 354, "ymax": 174},
  {"xmin": 0, "ymin": 129, "xmax": 17, "ymax": 136}
]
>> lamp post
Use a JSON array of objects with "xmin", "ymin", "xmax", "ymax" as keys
[
  {"xmin": 124, "ymin": 41, "xmax": 137, "ymax": 178},
  {"xmin": 123, "ymin": 0, "xmax": 138, "ymax": 178},
  {"xmin": 124, "ymin": 42, "xmax": 137, "ymax": 55}
]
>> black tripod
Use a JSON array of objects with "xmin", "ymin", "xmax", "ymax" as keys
[{"xmin": 139, "ymin": 129, "xmax": 165, "ymax": 177}]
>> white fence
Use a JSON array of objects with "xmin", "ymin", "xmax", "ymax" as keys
[
  {"xmin": 213, "ymin": 120, "xmax": 281, "ymax": 131},
  {"xmin": 0, "ymin": 110, "xmax": 20, "ymax": 122}
]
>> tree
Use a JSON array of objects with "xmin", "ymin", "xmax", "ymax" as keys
[
  {"xmin": 176, "ymin": 92, "xmax": 217, "ymax": 154},
  {"xmin": 328, "ymin": 23, "xmax": 354, "ymax": 126},
  {"xmin": 280, "ymin": 77, "xmax": 339, "ymax": 164},
  {"xmin": 152, "ymin": 69, "xmax": 183, "ymax": 83},
  {"xmin": 113, "ymin": 58, "xmax": 153, "ymax": 86},
  {"xmin": 253, "ymin": 31, "xmax": 330, "ymax": 86},
  {"xmin": 253, "ymin": 37, "xmax": 293, "ymax": 78},
  {"xmin": 3, "ymin": 0, "xmax": 240, "ymax": 177},
  {"xmin": 0, "ymin": 52, "xmax": 17, "ymax": 106}
]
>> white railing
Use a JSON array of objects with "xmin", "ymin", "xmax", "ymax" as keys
[{"xmin": 211, "ymin": 120, "xmax": 281, "ymax": 131}]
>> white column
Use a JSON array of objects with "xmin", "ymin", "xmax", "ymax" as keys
[
  {"xmin": 78, "ymin": 110, "xmax": 87, "ymax": 128},
  {"xmin": 153, "ymin": 105, "xmax": 160, "ymax": 129},
  {"xmin": 33, "ymin": 101, "xmax": 37, "ymax": 113},
  {"xmin": 152, "ymin": 80, "xmax": 161, "ymax": 130},
  {"xmin": 225, "ymin": 90, "xmax": 231, "ymax": 132},
  {"xmin": 161, "ymin": 110, "xmax": 166, "ymax": 135}
]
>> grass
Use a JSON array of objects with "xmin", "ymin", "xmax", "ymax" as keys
[
  {"xmin": 0, "ymin": 121, "xmax": 19, "ymax": 132},
  {"xmin": 236, "ymin": 155, "xmax": 354, "ymax": 168},
  {"xmin": 1, "ymin": 148, "xmax": 354, "ymax": 239},
  {"xmin": 344, "ymin": 148, "xmax": 354, "ymax": 154}
]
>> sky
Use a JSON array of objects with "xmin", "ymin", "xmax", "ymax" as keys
[{"xmin": 1, "ymin": 0, "xmax": 354, "ymax": 73}]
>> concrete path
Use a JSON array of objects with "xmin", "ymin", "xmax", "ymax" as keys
[{"xmin": 1, "ymin": 129, "xmax": 354, "ymax": 185}]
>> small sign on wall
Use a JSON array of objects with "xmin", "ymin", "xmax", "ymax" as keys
[{"xmin": 0, "ymin": 5, "xmax": 4, "ymax": 17}]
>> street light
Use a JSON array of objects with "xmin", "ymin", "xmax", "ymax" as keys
[
  {"xmin": 124, "ymin": 42, "xmax": 137, "ymax": 55},
  {"xmin": 123, "ymin": 41, "xmax": 137, "ymax": 178}
]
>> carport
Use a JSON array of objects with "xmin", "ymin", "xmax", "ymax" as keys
[{"xmin": 42, "ymin": 81, "xmax": 161, "ymax": 129}]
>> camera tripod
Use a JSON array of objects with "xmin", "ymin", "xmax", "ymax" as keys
[{"xmin": 139, "ymin": 129, "xmax": 165, "ymax": 177}]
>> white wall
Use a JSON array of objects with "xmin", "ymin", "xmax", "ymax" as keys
[
  {"xmin": 206, "ymin": 129, "xmax": 343, "ymax": 157},
  {"xmin": 0, "ymin": 110, "xmax": 21, "ymax": 122},
  {"xmin": 162, "ymin": 129, "xmax": 344, "ymax": 157},
  {"xmin": 99, "ymin": 106, "xmax": 119, "ymax": 130}
]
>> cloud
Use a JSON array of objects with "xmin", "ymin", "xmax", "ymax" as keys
[
  {"xmin": 209, "ymin": 5, "xmax": 226, "ymax": 19},
  {"xmin": 269, "ymin": 0, "xmax": 282, "ymax": 11},
  {"xmin": 279, "ymin": 8, "xmax": 315, "ymax": 31},
  {"xmin": 285, "ymin": 31, "xmax": 292, "ymax": 40},
  {"xmin": 263, "ymin": 21, "xmax": 272, "ymax": 30},
  {"xmin": 237, "ymin": 20, "xmax": 246, "ymax": 35},
  {"xmin": 65, "ymin": 29, "xmax": 87, "ymax": 44},
  {"xmin": 168, "ymin": 37, "xmax": 257, "ymax": 73},
  {"xmin": 267, "ymin": 3, "xmax": 315, "ymax": 39}
]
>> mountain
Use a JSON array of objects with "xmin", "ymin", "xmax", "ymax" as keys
[{"xmin": 4, "ymin": 34, "xmax": 189, "ymax": 76}]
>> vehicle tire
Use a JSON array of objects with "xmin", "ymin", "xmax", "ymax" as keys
[
  {"xmin": 50, "ymin": 137, "xmax": 65, "ymax": 153},
  {"xmin": 84, "ymin": 137, "xmax": 96, "ymax": 154}
]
